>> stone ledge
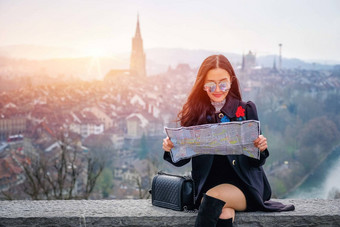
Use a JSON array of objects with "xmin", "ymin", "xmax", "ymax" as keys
[{"xmin": 0, "ymin": 199, "xmax": 339, "ymax": 226}]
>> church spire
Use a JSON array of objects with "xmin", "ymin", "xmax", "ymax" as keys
[
  {"xmin": 135, "ymin": 13, "xmax": 141, "ymax": 38},
  {"xmin": 130, "ymin": 14, "xmax": 146, "ymax": 77}
]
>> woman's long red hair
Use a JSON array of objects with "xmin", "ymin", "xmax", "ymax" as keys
[{"xmin": 178, "ymin": 55, "xmax": 242, "ymax": 126}]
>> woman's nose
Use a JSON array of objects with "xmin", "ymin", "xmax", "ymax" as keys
[{"xmin": 215, "ymin": 84, "xmax": 221, "ymax": 92}]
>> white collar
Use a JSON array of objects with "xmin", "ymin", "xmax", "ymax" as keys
[{"xmin": 211, "ymin": 99, "xmax": 226, "ymax": 113}]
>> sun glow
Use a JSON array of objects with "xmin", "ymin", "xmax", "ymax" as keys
[{"xmin": 83, "ymin": 48, "xmax": 108, "ymax": 58}]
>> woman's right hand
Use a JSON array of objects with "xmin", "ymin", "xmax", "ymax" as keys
[{"xmin": 163, "ymin": 136, "xmax": 174, "ymax": 152}]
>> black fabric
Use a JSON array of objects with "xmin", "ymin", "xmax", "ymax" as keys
[
  {"xmin": 200, "ymin": 155, "xmax": 237, "ymax": 198},
  {"xmin": 195, "ymin": 193, "xmax": 226, "ymax": 227},
  {"xmin": 216, "ymin": 218, "xmax": 233, "ymax": 227},
  {"xmin": 164, "ymin": 95, "xmax": 295, "ymax": 212},
  {"xmin": 200, "ymin": 155, "xmax": 257, "ymax": 212}
]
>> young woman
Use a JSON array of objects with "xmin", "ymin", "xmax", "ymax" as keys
[{"xmin": 162, "ymin": 55, "xmax": 294, "ymax": 227}]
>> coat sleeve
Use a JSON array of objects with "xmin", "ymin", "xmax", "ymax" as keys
[
  {"xmin": 163, "ymin": 151, "xmax": 191, "ymax": 167},
  {"xmin": 245, "ymin": 101, "xmax": 269, "ymax": 167}
]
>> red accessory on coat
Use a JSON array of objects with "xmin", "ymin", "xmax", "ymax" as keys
[{"xmin": 236, "ymin": 106, "xmax": 245, "ymax": 118}]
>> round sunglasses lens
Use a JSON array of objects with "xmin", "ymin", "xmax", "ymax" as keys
[
  {"xmin": 219, "ymin": 82, "xmax": 227, "ymax": 92},
  {"xmin": 219, "ymin": 81, "xmax": 231, "ymax": 92},
  {"xmin": 204, "ymin": 82, "xmax": 216, "ymax": 92}
]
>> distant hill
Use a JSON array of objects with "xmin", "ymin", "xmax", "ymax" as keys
[
  {"xmin": 0, "ymin": 45, "xmax": 84, "ymax": 60},
  {"xmin": 145, "ymin": 48, "xmax": 241, "ymax": 69},
  {"xmin": 0, "ymin": 56, "xmax": 128, "ymax": 81},
  {"xmin": 256, "ymin": 55, "xmax": 335, "ymax": 70},
  {"xmin": 0, "ymin": 45, "xmax": 337, "ymax": 78},
  {"xmin": 145, "ymin": 48, "xmax": 336, "ymax": 72}
]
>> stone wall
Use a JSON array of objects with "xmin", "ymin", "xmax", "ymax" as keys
[{"xmin": 0, "ymin": 199, "xmax": 339, "ymax": 226}]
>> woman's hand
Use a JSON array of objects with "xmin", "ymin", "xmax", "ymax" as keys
[
  {"xmin": 254, "ymin": 135, "xmax": 267, "ymax": 152},
  {"xmin": 163, "ymin": 136, "xmax": 174, "ymax": 152}
]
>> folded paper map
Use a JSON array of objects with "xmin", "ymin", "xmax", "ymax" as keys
[{"xmin": 165, "ymin": 120, "xmax": 260, "ymax": 163}]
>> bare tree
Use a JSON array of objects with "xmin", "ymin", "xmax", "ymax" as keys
[
  {"xmin": 1, "ymin": 189, "xmax": 14, "ymax": 200},
  {"xmin": 83, "ymin": 155, "xmax": 104, "ymax": 199},
  {"xmin": 135, "ymin": 154, "xmax": 159, "ymax": 199},
  {"xmin": 23, "ymin": 156, "xmax": 51, "ymax": 199},
  {"xmin": 20, "ymin": 129, "xmax": 105, "ymax": 200}
]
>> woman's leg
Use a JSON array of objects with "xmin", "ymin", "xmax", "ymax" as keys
[
  {"xmin": 206, "ymin": 184, "xmax": 247, "ymax": 223},
  {"xmin": 195, "ymin": 184, "xmax": 246, "ymax": 227},
  {"xmin": 194, "ymin": 193, "xmax": 225, "ymax": 227}
]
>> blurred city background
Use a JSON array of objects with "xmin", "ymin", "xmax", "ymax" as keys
[{"xmin": 0, "ymin": 0, "xmax": 339, "ymax": 200}]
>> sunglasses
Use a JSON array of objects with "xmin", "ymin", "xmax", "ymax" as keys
[{"xmin": 203, "ymin": 80, "xmax": 231, "ymax": 93}]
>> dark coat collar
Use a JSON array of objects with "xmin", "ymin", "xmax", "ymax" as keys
[{"xmin": 220, "ymin": 95, "xmax": 241, "ymax": 119}]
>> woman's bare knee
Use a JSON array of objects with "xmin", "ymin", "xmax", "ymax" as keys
[
  {"xmin": 219, "ymin": 207, "xmax": 235, "ymax": 220},
  {"xmin": 205, "ymin": 184, "xmax": 246, "ymax": 211},
  {"xmin": 206, "ymin": 188, "xmax": 220, "ymax": 199}
]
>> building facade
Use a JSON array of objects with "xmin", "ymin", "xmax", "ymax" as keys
[{"xmin": 0, "ymin": 117, "xmax": 27, "ymax": 141}]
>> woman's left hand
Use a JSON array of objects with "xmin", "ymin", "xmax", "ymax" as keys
[{"xmin": 254, "ymin": 135, "xmax": 267, "ymax": 152}]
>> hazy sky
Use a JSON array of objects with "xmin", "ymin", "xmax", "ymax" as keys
[{"xmin": 0, "ymin": 0, "xmax": 339, "ymax": 62}]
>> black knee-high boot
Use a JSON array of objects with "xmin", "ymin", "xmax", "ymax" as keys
[
  {"xmin": 216, "ymin": 218, "xmax": 233, "ymax": 227},
  {"xmin": 194, "ymin": 194, "xmax": 226, "ymax": 227}
]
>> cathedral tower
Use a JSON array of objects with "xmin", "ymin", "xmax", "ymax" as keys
[{"xmin": 130, "ymin": 15, "xmax": 146, "ymax": 77}]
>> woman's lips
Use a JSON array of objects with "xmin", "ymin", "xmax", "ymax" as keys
[{"xmin": 213, "ymin": 93, "xmax": 223, "ymax": 98}]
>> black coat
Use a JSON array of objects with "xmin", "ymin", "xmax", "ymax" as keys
[{"xmin": 164, "ymin": 95, "xmax": 295, "ymax": 212}]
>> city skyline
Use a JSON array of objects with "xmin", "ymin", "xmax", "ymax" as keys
[{"xmin": 0, "ymin": 0, "xmax": 339, "ymax": 63}]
